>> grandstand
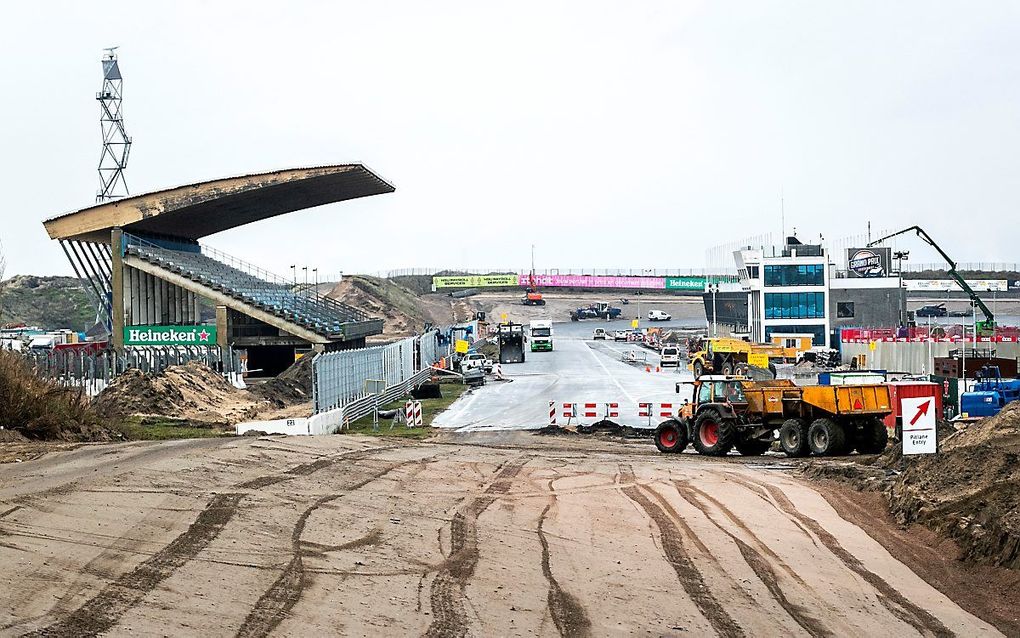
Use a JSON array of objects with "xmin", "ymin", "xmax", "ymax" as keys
[{"xmin": 43, "ymin": 165, "xmax": 393, "ymax": 374}]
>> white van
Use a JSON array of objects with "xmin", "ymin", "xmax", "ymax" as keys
[
  {"xmin": 660, "ymin": 345, "xmax": 681, "ymax": 367},
  {"xmin": 648, "ymin": 309, "xmax": 672, "ymax": 321}
]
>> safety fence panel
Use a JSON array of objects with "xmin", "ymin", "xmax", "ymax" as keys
[
  {"xmin": 312, "ymin": 331, "xmax": 441, "ymax": 414},
  {"xmin": 22, "ymin": 345, "xmax": 242, "ymax": 397}
]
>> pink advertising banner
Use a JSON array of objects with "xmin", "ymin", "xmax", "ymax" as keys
[{"xmin": 521, "ymin": 274, "xmax": 666, "ymax": 289}]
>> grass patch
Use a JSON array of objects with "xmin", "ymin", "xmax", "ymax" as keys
[
  {"xmin": 343, "ymin": 382, "xmax": 471, "ymax": 439},
  {"xmin": 113, "ymin": 416, "xmax": 234, "ymax": 441}
]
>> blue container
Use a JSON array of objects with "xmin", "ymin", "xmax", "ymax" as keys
[{"xmin": 960, "ymin": 391, "xmax": 1006, "ymax": 418}]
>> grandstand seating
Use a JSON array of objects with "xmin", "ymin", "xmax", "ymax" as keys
[{"xmin": 124, "ymin": 241, "xmax": 377, "ymax": 339}]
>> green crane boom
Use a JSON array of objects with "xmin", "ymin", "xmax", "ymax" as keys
[{"xmin": 868, "ymin": 225, "xmax": 995, "ymax": 334}]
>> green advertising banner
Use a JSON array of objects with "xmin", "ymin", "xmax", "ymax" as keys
[
  {"xmin": 124, "ymin": 325, "xmax": 217, "ymax": 346},
  {"xmin": 664, "ymin": 276, "xmax": 707, "ymax": 290},
  {"xmin": 433, "ymin": 274, "xmax": 520, "ymax": 289}
]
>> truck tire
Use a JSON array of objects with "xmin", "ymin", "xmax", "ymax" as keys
[
  {"xmin": 779, "ymin": 418, "xmax": 810, "ymax": 457},
  {"xmin": 692, "ymin": 410, "xmax": 735, "ymax": 456},
  {"xmin": 693, "ymin": 360, "xmax": 704, "ymax": 378},
  {"xmin": 721, "ymin": 361, "xmax": 734, "ymax": 376},
  {"xmin": 654, "ymin": 420, "xmax": 689, "ymax": 453},
  {"xmin": 768, "ymin": 362, "xmax": 778, "ymax": 379},
  {"xmin": 734, "ymin": 437, "xmax": 771, "ymax": 456},
  {"xmin": 854, "ymin": 417, "xmax": 889, "ymax": 454},
  {"xmin": 808, "ymin": 418, "xmax": 846, "ymax": 456}
]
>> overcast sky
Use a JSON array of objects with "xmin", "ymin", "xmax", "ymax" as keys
[{"xmin": 3, "ymin": 1, "xmax": 1019, "ymax": 277}]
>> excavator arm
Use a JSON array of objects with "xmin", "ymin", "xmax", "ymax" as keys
[{"xmin": 868, "ymin": 225, "xmax": 995, "ymax": 331}]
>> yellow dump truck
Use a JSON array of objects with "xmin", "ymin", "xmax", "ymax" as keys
[
  {"xmin": 687, "ymin": 337, "xmax": 807, "ymax": 378},
  {"xmin": 653, "ymin": 376, "xmax": 892, "ymax": 457}
]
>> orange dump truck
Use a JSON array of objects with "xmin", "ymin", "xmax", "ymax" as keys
[{"xmin": 653, "ymin": 376, "xmax": 893, "ymax": 457}]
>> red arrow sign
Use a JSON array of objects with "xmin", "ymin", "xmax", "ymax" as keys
[{"xmin": 909, "ymin": 399, "xmax": 932, "ymax": 426}]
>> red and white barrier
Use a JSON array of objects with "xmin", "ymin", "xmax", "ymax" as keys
[
  {"xmin": 405, "ymin": 400, "xmax": 423, "ymax": 427},
  {"xmin": 549, "ymin": 401, "xmax": 556, "ymax": 425}
]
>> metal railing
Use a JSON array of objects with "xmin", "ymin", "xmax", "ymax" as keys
[
  {"xmin": 121, "ymin": 232, "xmax": 373, "ymax": 322},
  {"xmin": 354, "ymin": 267, "xmax": 739, "ymax": 279},
  {"xmin": 311, "ymin": 330, "xmax": 447, "ymax": 414},
  {"xmin": 24, "ymin": 345, "xmax": 242, "ymax": 397}
]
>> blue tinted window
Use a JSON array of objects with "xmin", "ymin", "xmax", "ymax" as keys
[
  {"xmin": 764, "ymin": 292, "xmax": 825, "ymax": 319},
  {"xmin": 763, "ymin": 264, "xmax": 824, "ymax": 286}
]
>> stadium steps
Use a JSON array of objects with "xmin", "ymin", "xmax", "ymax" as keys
[{"xmin": 123, "ymin": 243, "xmax": 382, "ymax": 341}]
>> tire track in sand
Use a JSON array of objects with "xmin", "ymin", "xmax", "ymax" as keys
[
  {"xmin": 538, "ymin": 478, "xmax": 591, "ymax": 638},
  {"xmin": 728, "ymin": 473, "xmax": 954, "ymax": 638},
  {"xmin": 235, "ymin": 459, "xmax": 410, "ymax": 638},
  {"xmin": 672, "ymin": 480, "xmax": 833, "ymax": 638},
  {"xmin": 423, "ymin": 455, "xmax": 531, "ymax": 638},
  {"xmin": 617, "ymin": 465, "xmax": 744, "ymax": 638},
  {"xmin": 25, "ymin": 492, "xmax": 244, "ymax": 638}
]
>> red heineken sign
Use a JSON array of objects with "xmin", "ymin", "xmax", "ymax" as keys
[{"xmin": 124, "ymin": 325, "xmax": 216, "ymax": 346}]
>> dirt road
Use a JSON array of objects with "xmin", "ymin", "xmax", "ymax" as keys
[{"xmin": 0, "ymin": 434, "xmax": 1003, "ymax": 637}]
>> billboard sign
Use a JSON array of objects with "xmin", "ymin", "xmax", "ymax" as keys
[
  {"xmin": 903, "ymin": 279, "xmax": 1008, "ymax": 292},
  {"xmin": 432, "ymin": 274, "xmax": 519, "ymax": 289},
  {"xmin": 664, "ymin": 276, "xmax": 707, "ymax": 290},
  {"xmin": 528, "ymin": 274, "xmax": 665, "ymax": 289},
  {"xmin": 124, "ymin": 325, "xmax": 216, "ymax": 346},
  {"xmin": 847, "ymin": 247, "xmax": 891, "ymax": 278}
]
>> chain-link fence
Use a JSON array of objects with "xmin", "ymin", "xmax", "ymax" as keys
[{"xmin": 312, "ymin": 331, "xmax": 447, "ymax": 414}]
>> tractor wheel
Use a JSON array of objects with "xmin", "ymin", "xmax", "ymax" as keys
[
  {"xmin": 808, "ymin": 418, "xmax": 847, "ymax": 456},
  {"xmin": 692, "ymin": 410, "xmax": 735, "ymax": 456},
  {"xmin": 693, "ymin": 360, "xmax": 705, "ymax": 378},
  {"xmin": 654, "ymin": 420, "xmax": 689, "ymax": 454},
  {"xmin": 734, "ymin": 437, "xmax": 772, "ymax": 456},
  {"xmin": 779, "ymin": 418, "xmax": 810, "ymax": 457},
  {"xmin": 854, "ymin": 417, "xmax": 890, "ymax": 454}
]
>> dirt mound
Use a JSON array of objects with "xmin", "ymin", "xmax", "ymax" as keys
[
  {"xmin": 247, "ymin": 354, "xmax": 314, "ymax": 408},
  {"xmin": 887, "ymin": 402, "xmax": 1020, "ymax": 570},
  {"xmin": 92, "ymin": 361, "xmax": 261, "ymax": 425},
  {"xmin": 0, "ymin": 429, "xmax": 28, "ymax": 443}
]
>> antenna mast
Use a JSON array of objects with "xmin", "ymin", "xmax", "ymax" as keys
[{"xmin": 96, "ymin": 47, "xmax": 132, "ymax": 202}]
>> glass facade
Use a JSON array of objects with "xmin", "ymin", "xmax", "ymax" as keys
[
  {"xmin": 764, "ymin": 292, "xmax": 825, "ymax": 319},
  {"xmin": 763, "ymin": 264, "xmax": 824, "ymax": 286},
  {"xmin": 765, "ymin": 324, "xmax": 826, "ymax": 345}
]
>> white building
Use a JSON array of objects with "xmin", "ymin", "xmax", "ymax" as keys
[{"xmin": 734, "ymin": 238, "xmax": 905, "ymax": 348}]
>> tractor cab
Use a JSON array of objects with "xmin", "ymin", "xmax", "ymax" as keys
[{"xmin": 677, "ymin": 375, "xmax": 748, "ymax": 420}]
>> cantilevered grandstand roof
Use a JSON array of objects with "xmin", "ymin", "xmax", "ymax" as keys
[{"xmin": 43, "ymin": 164, "xmax": 394, "ymax": 243}]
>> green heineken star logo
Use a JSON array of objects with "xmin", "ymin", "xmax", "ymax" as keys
[{"xmin": 123, "ymin": 325, "xmax": 218, "ymax": 346}]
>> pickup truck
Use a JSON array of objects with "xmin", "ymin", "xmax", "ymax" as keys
[{"xmin": 459, "ymin": 352, "xmax": 493, "ymax": 374}]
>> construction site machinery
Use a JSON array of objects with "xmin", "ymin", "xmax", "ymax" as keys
[
  {"xmin": 960, "ymin": 366, "xmax": 1020, "ymax": 419},
  {"xmin": 868, "ymin": 225, "xmax": 996, "ymax": 335},
  {"xmin": 522, "ymin": 246, "xmax": 545, "ymax": 305},
  {"xmin": 529, "ymin": 319, "xmax": 553, "ymax": 352},
  {"xmin": 522, "ymin": 288, "xmax": 546, "ymax": 306},
  {"xmin": 653, "ymin": 376, "xmax": 893, "ymax": 457},
  {"xmin": 497, "ymin": 322, "xmax": 526, "ymax": 364},
  {"xmin": 686, "ymin": 337, "xmax": 803, "ymax": 378},
  {"xmin": 569, "ymin": 302, "xmax": 622, "ymax": 321}
]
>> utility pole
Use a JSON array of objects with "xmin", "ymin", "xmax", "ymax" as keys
[{"xmin": 96, "ymin": 48, "xmax": 132, "ymax": 202}]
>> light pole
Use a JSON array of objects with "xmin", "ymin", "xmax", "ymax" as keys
[
  {"xmin": 290, "ymin": 265, "xmax": 296, "ymax": 285},
  {"xmin": 302, "ymin": 266, "xmax": 308, "ymax": 287},
  {"xmin": 709, "ymin": 282, "xmax": 719, "ymax": 337},
  {"xmin": 313, "ymin": 268, "xmax": 318, "ymax": 289}
]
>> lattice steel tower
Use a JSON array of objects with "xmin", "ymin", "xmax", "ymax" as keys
[{"xmin": 96, "ymin": 47, "xmax": 132, "ymax": 202}]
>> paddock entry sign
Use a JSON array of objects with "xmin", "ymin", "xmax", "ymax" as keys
[{"xmin": 901, "ymin": 396, "xmax": 937, "ymax": 455}]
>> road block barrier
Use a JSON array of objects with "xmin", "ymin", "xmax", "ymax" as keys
[{"xmin": 405, "ymin": 400, "xmax": 423, "ymax": 427}]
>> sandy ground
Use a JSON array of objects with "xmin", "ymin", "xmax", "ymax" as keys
[{"xmin": 0, "ymin": 433, "xmax": 1005, "ymax": 637}]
